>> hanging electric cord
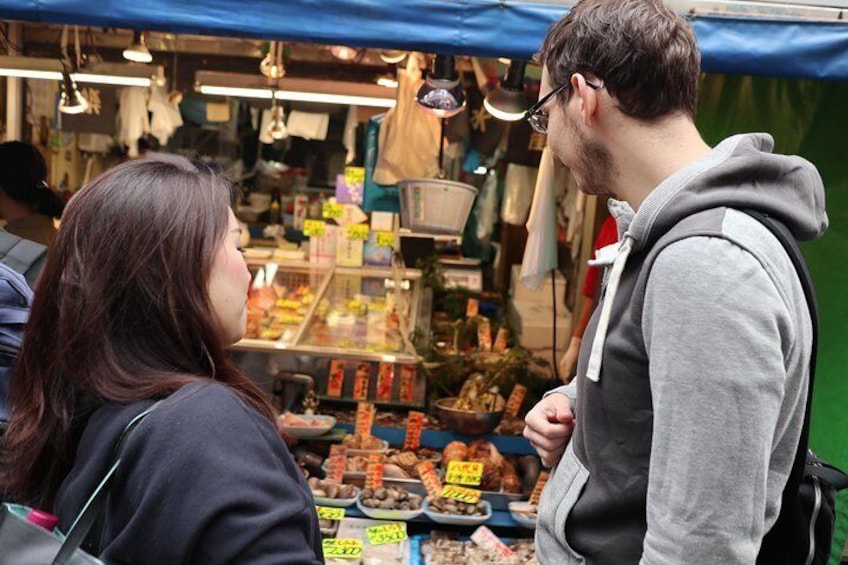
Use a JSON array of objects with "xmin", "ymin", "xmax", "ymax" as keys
[
  {"xmin": 74, "ymin": 26, "xmax": 82, "ymax": 69},
  {"xmin": 0, "ymin": 23, "xmax": 25, "ymax": 53},
  {"xmin": 551, "ymin": 268, "xmax": 560, "ymax": 382},
  {"xmin": 391, "ymin": 230, "xmax": 416, "ymax": 358}
]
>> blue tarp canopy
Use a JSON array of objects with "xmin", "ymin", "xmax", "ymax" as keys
[{"xmin": 1, "ymin": 0, "xmax": 847, "ymax": 80}]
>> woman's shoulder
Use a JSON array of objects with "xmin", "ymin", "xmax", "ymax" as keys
[{"xmin": 142, "ymin": 380, "xmax": 276, "ymax": 441}]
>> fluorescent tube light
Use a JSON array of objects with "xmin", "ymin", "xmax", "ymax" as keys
[
  {"xmin": 196, "ymin": 71, "xmax": 396, "ymax": 109},
  {"xmin": 0, "ymin": 56, "xmax": 159, "ymax": 87}
]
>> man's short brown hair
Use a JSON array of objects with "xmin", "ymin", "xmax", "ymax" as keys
[{"xmin": 539, "ymin": 0, "xmax": 700, "ymax": 121}]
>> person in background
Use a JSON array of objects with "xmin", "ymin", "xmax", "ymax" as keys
[
  {"xmin": 558, "ymin": 212, "xmax": 618, "ymax": 382},
  {"xmin": 522, "ymin": 0, "xmax": 827, "ymax": 563},
  {"xmin": 0, "ymin": 156, "xmax": 323, "ymax": 563},
  {"xmin": 0, "ymin": 141, "xmax": 65, "ymax": 247}
]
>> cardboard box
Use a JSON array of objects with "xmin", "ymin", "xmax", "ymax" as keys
[
  {"xmin": 510, "ymin": 264, "xmax": 566, "ymax": 305},
  {"xmin": 507, "ymin": 298, "xmax": 572, "ymax": 350}
]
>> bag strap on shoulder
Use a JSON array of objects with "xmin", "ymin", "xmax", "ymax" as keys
[
  {"xmin": 0, "ymin": 231, "xmax": 47, "ymax": 288},
  {"xmin": 52, "ymin": 401, "xmax": 161, "ymax": 565},
  {"xmin": 742, "ymin": 209, "xmax": 817, "ymax": 454}
]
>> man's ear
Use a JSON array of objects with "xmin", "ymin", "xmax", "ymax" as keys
[{"xmin": 572, "ymin": 73, "xmax": 600, "ymax": 127}]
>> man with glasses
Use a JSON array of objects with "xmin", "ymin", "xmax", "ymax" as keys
[{"xmin": 521, "ymin": 0, "xmax": 827, "ymax": 563}]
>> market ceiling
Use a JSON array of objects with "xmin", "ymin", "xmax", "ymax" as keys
[{"xmin": 2, "ymin": 0, "xmax": 848, "ymax": 80}]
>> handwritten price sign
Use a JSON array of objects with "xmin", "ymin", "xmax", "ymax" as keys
[
  {"xmin": 326, "ymin": 444, "xmax": 347, "ymax": 484},
  {"xmin": 366, "ymin": 523, "xmax": 408, "ymax": 546},
  {"xmin": 315, "ymin": 505, "xmax": 345, "ymax": 520},
  {"xmin": 398, "ymin": 365, "xmax": 416, "ymax": 404},
  {"xmin": 445, "ymin": 461, "xmax": 484, "ymax": 486},
  {"xmin": 322, "ymin": 201, "xmax": 344, "ymax": 219},
  {"xmin": 303, "ymin": 219, "xmax": 326, "ymax": 238},
  {"xmin": 504, "ymin": 384, "xmax": 527, "ymax": 419},
  {"xmin": 441, "ymin": 484, "xmax": 481, "ymax": 504},
  {"xmin": 529, "ymin": 471, "xmax": 550, "ymax": 505},
  {"xmin": 470, "ymin": 526, "xmax": 515, "ymax": 560},
  {"xmin": 375, "ymin": 231, "xmax": 395, "ymax": 248},
  {"xmin": 353, "ymin": 364, "xmax": 371, "ymax": 400},
  {"xmin": 346, "ymin": 223, "xmax": 369, "ymax": 241},
  {"xmin": 365, "ymin": 454, "xmax": 385, "ymax": 490},
  {"xmin": 403, "ymin": 411, "xmax": 424, "ymax": 451},
  {"xmin": 354, "ymin": 402, "xmax": 374, "ymax": 438},
  {"xmin": 415, "ymin": 461, "xmax": 443, "ymax": 499},
  {"xmin": 322, "ymin": 539, "xmax": 363, "ymax": 559}
]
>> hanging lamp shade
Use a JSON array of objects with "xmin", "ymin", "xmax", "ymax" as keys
[
  {"xmin": 58, "ymin": 66, "xmax": 88, "ymax": 114},
  {"xmin": 123, "ymin": 31, "xmax": 153, "ymax": 64},
  {"xmin": 416, "ymin": 54, "xmax": 465, "ymax": 118},
  {"xmin": 379, "ymin": 49, "xmax": 407, "ymax": 64},
  {"xmin": 483, "ymin": 60, "xmax": 529, "ymax": 121}
]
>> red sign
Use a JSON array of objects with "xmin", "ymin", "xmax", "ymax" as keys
[
  {"xmin": 375, "ymin": 362, "xmax": 394, "ymax": 402},
  {"xmin": 415, "ymin": 461, "xmax": 443, "ymax": 499},
  {"xmin": 529, "ymin": 471, "xmax": 550, "ymax": 505},
  {"xmin": 504, "ymin": 384, "xmax": 527, "ymax": 419},
  {"xmin": 327, "ymin": 360, "xmax": 345, "ymax": 397},
  {"xmin": 326, "ymin": 444, "xmax": 347, "ymax": 483},
  {"xmin": 365, "ymin": 454, "xmax": 385, "ymax": 490},
  {"xmin": 353, "ymin": 363, "xmax": 371, "ymax": 400},
  {"xmin": 403, "ymin": 411, "xmax": 424, "ymax": 451},
  {"xmin": 398, "ymin": 365, "xmax": 416, "ymax": 404},
  {"xmin": 354, "ymin": 402, "xmax": 375, "ymax": 438}
]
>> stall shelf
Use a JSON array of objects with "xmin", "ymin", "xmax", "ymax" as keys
[{"xmin": 331, "ymin": 423, "xmax": 536, "ymax": 456}]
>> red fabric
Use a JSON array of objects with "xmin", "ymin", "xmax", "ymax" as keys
[{"xmin": 581, "ymin": 215, "xmax": 619, "ymax": 298}]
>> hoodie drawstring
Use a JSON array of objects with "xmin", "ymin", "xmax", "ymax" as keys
[{"xmin": 586, "ymin": 235, "xmax": 634, "ymax": 382}]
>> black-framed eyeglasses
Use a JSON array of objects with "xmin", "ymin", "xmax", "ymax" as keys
[{"xmin": 525, "ymin": 78, "xmax": 603, "ymax": 135}]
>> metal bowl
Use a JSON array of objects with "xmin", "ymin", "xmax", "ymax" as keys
[{"xmin": 433, "ymin": 397, "xmax": 505, "ymax": 436}]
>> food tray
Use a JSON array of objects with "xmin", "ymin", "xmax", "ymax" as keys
[
  {"xmin": 278, "ymin": 414, "xmax": 337, "ymax": 438},
  {"xmin": 507, "ymin": 501, "xmax": 537, "ymax": 529},
  {"xmin": 312, "ymin": 486, "xmax": 360, "ymax": 508},
  {"xmin": 345, "ymin": 438, "xmax": 390, "ymax": 456},
  {"xmin": 355, "ymin": 496, "xmax": 424, "ymax": 521},
  {"xmin": 423, "ymin": 499, "xmax": 492, "ymax": 526}
]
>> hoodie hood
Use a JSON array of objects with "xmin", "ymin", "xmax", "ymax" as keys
[
  {"xmin": 626, "ymin": 133, "xmax": 827, "ymax": 252},
  {"xmin": 584, "ymin": 133, "xmax": 827, "ymax": 383}
]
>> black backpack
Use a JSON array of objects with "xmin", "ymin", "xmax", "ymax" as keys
[
  {"xmin": 745, "ymin": 210, "xmax": 848, "ymax": 565},
  {"xmin": 0, "ymin": 231, "xmax": 46, "ymax": 427}
]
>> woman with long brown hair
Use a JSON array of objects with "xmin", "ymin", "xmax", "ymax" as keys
[{"xmin": 0, "ymin": 155, "xmax": 323, "ymax": 563}]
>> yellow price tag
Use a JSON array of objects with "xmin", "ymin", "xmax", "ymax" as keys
[
  {"xmin": 315, "ymin": 505, "xmax": 345, "ymax": 520},
  {"xmin": 303, "ymin": 219, "xmax": 326, "ymax": 237},
  {"xmin": 322, "ymin": 202, "xmax": 344, "ymax": 219},
  {"xmin": 346, "ymin": 223, "xmax": 369, "ymax": 241},
  {"xmin": 445, "ymin": 460, "xmax": 484, "ymax": 486},
  {"xmin": 322, "ymin": 539, "xmax": 363, "ymax": 559},
  {"xmin": 375, "ymin": 231, "xmax": 395, "ymax": 248},
  {"xmin": 441, "ymin": 484, "xmax": 481, "ymax": 503},
  {"xmin": 345, "ymin": 166, "xmax": 365, "ymax": 186},
  {"xmin": 366, "ymin": 523, "xmax": 408, "ymax": 546}
]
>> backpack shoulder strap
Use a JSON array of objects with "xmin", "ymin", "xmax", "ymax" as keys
[
  {"xmin": 742, "ymin": 209, "xmax": 817, "ymax": 531},
  {"xmin": 0, "ymin": 231, "xmax": 47, "ymax": 289},
  {"xmin": 52, "ymin": 401, "xmax": 161, "ymax": 565}
]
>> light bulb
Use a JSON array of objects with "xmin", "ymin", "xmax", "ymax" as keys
[
  {"xmin": 330, "ymin": 45, "xmax": 359, "ymax": 61},
  {"xmin": 267, "ymin": 105, "xmax": 288, "ymax": 140}
]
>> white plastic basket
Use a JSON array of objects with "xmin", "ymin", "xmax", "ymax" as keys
[{"xmin": 398, "ymin": 178, "xmax": 479, "ymax": 234}]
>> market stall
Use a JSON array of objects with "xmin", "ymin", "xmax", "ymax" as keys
[{"xmin": 2, "ymin": 0, "xmax": 848, "ymax": 562}]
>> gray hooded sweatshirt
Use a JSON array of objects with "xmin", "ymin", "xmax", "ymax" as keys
[{"xmin": 536, "ymin": 133, "xmax": 828, "ymax": 565}]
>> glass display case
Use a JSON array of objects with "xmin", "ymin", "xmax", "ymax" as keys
[{"xmin": 230, "ymin": 262, "xmax": 430, "ymax": 408}]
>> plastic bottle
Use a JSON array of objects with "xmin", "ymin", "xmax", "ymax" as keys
[{"xmin": 27, "ymin": 509, "xmax": 58, "ymax": 531}]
